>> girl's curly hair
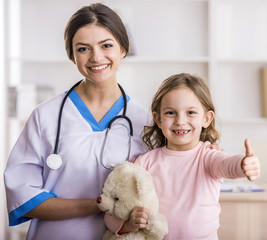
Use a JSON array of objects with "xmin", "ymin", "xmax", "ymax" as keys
[{"xmin": 142, "ymin": 73, "xmax": 220, "ymax": 150}]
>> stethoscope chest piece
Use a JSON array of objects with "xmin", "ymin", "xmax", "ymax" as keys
[{"xmin": 46, "ymin": 154, "xmax": 63, "ymax": 170}]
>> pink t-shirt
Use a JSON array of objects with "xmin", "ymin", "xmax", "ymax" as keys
[{"xmin": 106, "ymin": 141, "xmax": 245, "ymax": 239}]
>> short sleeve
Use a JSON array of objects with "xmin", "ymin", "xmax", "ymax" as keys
[{"xmin": 4, "ymin": 109, "xmax": 56, "ymax": 226}]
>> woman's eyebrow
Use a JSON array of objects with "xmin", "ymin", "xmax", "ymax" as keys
[
  {"xmin": 75, "ymin": 42, "xmax": 90, "ymax": 46},
  {"xmin": 98, "ymin": 38, "xmax": 114, "ymax": 44},
  {"xmin": 75, "ymin": 39, "xmax": 114, "ymax": 46}
]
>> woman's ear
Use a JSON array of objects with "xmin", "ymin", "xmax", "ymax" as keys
[
  {"xmin": 121, "ymin": 50, "xmax": 126, "ymax": 59},
  {"xmin": 202, "ymin": 110, "xmax": 215, "ymax": 128},
  {"xmin": 120, "ymin": 49, "xmax": 126, "ymax": 58},
  {"xmin": 153, "ymin": 111, "xmax": 161, "ymax": 129}
]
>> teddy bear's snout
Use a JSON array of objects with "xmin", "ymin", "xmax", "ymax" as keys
[
  {"xmin": 97, "ymin": 194, "xmax": 115, "ymax": 214},
  {"xmin": 97, "ymin": 196, "xmax": 102, "ymax": 204}
]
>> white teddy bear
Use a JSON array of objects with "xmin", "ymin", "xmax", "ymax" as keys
[{"xmin": 97, "ymin": 161, "xmax": 168, "ymax": 240}]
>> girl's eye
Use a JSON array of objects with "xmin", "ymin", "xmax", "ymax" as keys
[
  {"xmin": 188, "ymin": 111, "xmax": 196, "ymax": 115},
  {"xmin": 102, "ymin": 43, "xmax": 113, "ymax": 49},
  {"xmin": 165, "ymin": 111, "xmax": 175, "ymax": 116}
]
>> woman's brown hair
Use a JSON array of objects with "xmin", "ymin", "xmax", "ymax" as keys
[{"xmin": 64, "ymin": 3, "xmax": 129, "ymax": 61}]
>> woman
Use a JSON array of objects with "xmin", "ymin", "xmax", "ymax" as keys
[{"xmin": 4, "ymin": 3, "xmax": 148, "ymax": 240}]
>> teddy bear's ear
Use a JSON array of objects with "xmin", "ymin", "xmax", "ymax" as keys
[{"xmin": 134, "ymin": 170, "xmax": 153, "ymax": 198}]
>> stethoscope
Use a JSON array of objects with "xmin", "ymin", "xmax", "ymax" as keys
[{"xmin": 46, "ymin": 80, "xmax": 133, "ymax": 176}]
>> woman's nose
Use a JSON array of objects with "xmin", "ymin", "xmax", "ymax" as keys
[{"xmin": 90, "ymin": 49, "xmax": 103, "ymax": 62}]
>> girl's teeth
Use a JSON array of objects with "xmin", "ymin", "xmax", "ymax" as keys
[
  {"xmin": 175, "ymin": 130, "xmax": 189, "ymax": 134},
  {"xmin": 91, "ymin": 65, "xmax": 108, "ymax": 70}
]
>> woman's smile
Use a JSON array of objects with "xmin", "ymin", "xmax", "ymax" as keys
[
  {"xmin": 88, "ymin": 64, "xmax": 110, "ymax": 72},
  {"xmin": 72, "ymin": 24, "xmax": 125, "ymax": 85}
]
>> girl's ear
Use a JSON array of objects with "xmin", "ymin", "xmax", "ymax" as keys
[
  {"xmin": 202, "ymin": 110, "xmax": 215, "ymax": 128},
  {"xmin": 153, "ymin": 111, "xmax": 161, "ymax": 129}
]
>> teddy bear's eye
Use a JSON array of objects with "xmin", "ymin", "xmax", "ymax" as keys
[{"xmin": 114, "ymin": 197, "xmax": 119, "ymax": 201}]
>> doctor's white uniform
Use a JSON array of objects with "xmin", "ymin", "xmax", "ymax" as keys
[{"xmin": 4, "ymin": 89, "xmax": 148, "ymax": 240}]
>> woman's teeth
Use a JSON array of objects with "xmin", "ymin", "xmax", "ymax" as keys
[{"xmin": 90, "ymin": 65, "xmax": 108, "ymax": 70}]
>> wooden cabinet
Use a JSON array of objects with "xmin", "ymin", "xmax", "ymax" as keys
[{"xmin": 219, "ymin": 187, "xmax": 267, "ymax": 240}]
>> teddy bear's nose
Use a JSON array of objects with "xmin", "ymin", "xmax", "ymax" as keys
[{"xmin": 97, "ymin": 196, "xmax": 102, "ymax": 204}]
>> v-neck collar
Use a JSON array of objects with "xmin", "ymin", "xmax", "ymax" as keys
[{"xmin": 68, "ymin": 89, "xmax": 130, "ymax": 131}]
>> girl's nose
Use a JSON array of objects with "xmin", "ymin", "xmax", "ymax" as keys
[{"xmin": 175, "ymin": 114, "xmax": 185, "ymax": 125}]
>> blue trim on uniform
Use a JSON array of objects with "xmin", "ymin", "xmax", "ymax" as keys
[
  {"xmin": 9, "ymin": 191, "xmax": 57, "ymax": 226},
  {"xmin": 68, "ymin": 89, "xmax": 130, "ymax": 131}
]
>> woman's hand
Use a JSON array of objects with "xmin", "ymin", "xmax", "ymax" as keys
[{"xmin": 241, "ymin": 139, "xmax": 260, "ymax": 181}]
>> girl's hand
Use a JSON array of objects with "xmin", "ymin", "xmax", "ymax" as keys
[
  {"xmin": 119, "ymin": 207, "xmax": 149, "ymax": 234},
  {"xmin": 241, "ymin": 139, "xmax": 260, "ymax": 181}
]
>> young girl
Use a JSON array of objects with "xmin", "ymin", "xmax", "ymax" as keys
[{"xmin": 105, "ymin": 73, "xmax": 261, "ymax": 239}]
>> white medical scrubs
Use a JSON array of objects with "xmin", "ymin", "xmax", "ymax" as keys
[{"xmin": 4, "ymin": 89, "xmax": 149, "ymax": 240}]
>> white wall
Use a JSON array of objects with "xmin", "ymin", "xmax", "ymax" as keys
[{"xmin": 0, "ymin": 0, "xmax": 8, "ymax": 239}]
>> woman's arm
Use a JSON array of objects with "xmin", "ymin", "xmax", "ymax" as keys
[{"xmin": 24, "ymin": 197, "xmax": 101, "ymax": 220}]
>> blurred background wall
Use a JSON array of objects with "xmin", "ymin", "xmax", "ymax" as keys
[{"xmin": 1, "ymin": 0, "xmax": 267, "ymax": 239}]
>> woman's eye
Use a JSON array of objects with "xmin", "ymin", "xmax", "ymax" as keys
[
  {"xmin": 77, "ymin": 47, "xmax": 88, "ymax": 52},
  {"xmin": 102, "ymin": 44, "xmax": 113, "ymax": 49}
]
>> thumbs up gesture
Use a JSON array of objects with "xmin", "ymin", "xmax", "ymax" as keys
[{"xmin": 241, "ymin": 139, "xmax": 260, "ymax": 181}]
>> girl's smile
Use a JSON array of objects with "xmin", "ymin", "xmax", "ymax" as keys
[
  {"xmin": 153, "ymin": 86, "xmax": 214, "ymax": 151},
  {"xmin": 172, "ymin": 129, "xmax": 191, "ymax": 135}
]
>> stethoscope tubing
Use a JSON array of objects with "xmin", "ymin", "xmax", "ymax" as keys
[
  {"xmin": 53, "ymin": 80, "xmax": 83, "ymax": 154},
  {"xmin": 100, "ymin": 84, "xmax": 133, "ymax": 170},
  {"xmin": 50, "ymin": 80, "xmax": 133, "ymax": 172},
  {"xmin": 101, "ymin": 114, "xmax": 133, "ymax": 170}
]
